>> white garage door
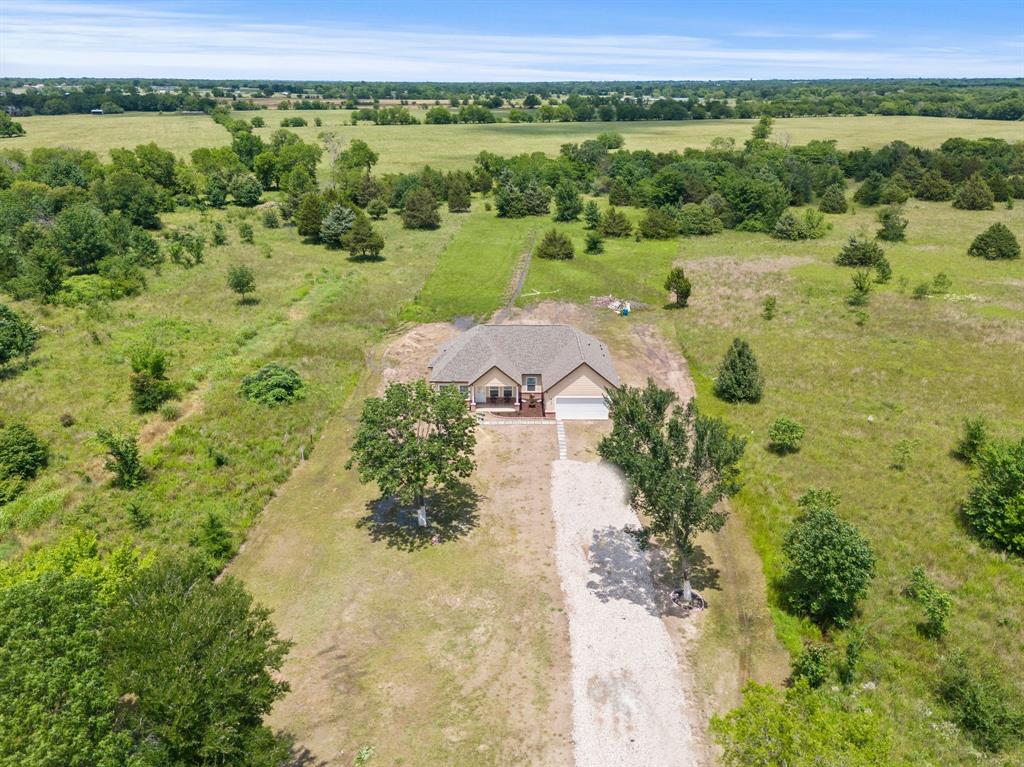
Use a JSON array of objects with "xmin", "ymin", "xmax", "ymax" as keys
[{"xmin": 555, "ymin": 396, "xmax": 608, "ymax": 420}]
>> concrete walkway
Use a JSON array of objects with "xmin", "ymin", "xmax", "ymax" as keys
[{"xmin": 551, "ymin": 459, "xmax": 698, "ymax": 767}]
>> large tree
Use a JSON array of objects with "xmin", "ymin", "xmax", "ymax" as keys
[
  {"xmin": 599, "ymin": 380, "xmax": 745, "ymax": 603},
  {"xmin": 347, "ymin": 380, "xmax": 476, "ymax": 526}
]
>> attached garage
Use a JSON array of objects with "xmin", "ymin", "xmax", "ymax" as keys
[{"xmin": 553, "ymin": 396, "xmax": 609, "ymax": 420}]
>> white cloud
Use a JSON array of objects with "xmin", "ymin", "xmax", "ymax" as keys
[{"xmin": 1, "ymin": 1, "xmax": 1021, "ymax": 80}]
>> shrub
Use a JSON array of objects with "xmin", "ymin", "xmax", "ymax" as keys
[
  {"xmin": 367, "ymin": 197, "xmax": 388, "ymax": 220},
  {"xmin": 227, "ymin": 264, "xmax": 256, "ymax": 303},
  {"xmin": 638, "ymin": 207, "xmax": 678, "ymax": 239},
  {"xmin": 319, "ymin": 205, "xmax": 355, "ymax": 248},
  {"xmin": 584, "ymin": 231, "xmax": 604, "ymax": 254},
  {"xmin": 261, "ymin": 208, "xmax": 280, "ymax": 228},
  {"xmin": 96, "ymin": 429, "xmax": 144, "ymax": 488},
  {"xmin": 890, "ymin": 438, "xmax": 916, "ymax": 470},
  {"xmin": 772, "ymin": 210, "xmax": 804, "ymax": 240},
  {"xmin": 938, "ymin": 650, "xmax": 1024, "ymax": 753},
  {"xmin": 782, "ymin": 489, "xmax": 875, "ymax": 627},
  {"xmin": 931, "ymin": 272, "xmax": 952, "ymax": 294},
  {"xmin": 872, "ymin": 254, "xmax": 892, "ymax": 284},
  {"xmin": 664, "ymin": 267, "xmax": 691, "ymax": 308},
  {"xmin": 839, "ymin": 627, "xmax": 866, "ymax": 685},
  {"xmin": 534, "ymin": 229, "xmax": 574, "ymax": 260},
  {"xmin": 904, "ymin": 567, "xmax": 952, "ymax": 639},
  {"xmin": 915, "ymin": 169, "xmax": 954, "ymax": 201},
  {"xmin": 294, "ymin": 193, "xmax": 327, "ymax": 239},
  {"xmin": 240, "ymin": 363, "xmax": 305, "ymax": 406},
  {"xmin": 166, "ymin": 227, "xmax": 205, "ymax": 268},
  {"xmin": 768, "ymin": 417, "xmax": 804, "ymax": 454},
  {"xmin": 953, "ymin": 173, "xmax": 995, "ymax": 210},
  {"xmin": 912, "ymin": 281, "xmax": 932, "ymax": 300},
  {"xmin": 159, "ymin": 403, "xmax": 181, "ymax": 422},
  {"xmin": 714, "ymin": 338, "xmax": 764, "ymax": 403},
  {"xmin": 791, "ymin": 642, "xmax": 833, "ymax": 688},
  {"xmin": 582, "ymin": 200, "xmax": 601, "ymax": 229},
  {"xmin": 762, "ymin": 296, "xmax": 777, "ymax": 320},
  {"xmin": 847, "ymin": 269, "xmax": 873, "ymax": 307},
  {"xmin": 230, "ymin": 174, "xmax": 263, "ymax": 207},
  {"xmin": 401, "ymin": 187, "xmax": 440, "ymax": 229},
  {"xmin": 967, "ymin": 223, "xmax": 1020, "ymax": 260},
  {"xmin": 598, "ymin": 207, "xmax": 633, "ymax": 238},
  {"xmin": 852, "ymin": 171, "xmax": 884, "ymax": 206},
  {"xmin": 0, "ymin": 424, "xmax": 49, "ymax": 482},
  {"xmin": 0, "ymin": 304, "xmax": 39, "ymax": 368},
  {"xmin": 192, "ymin": 510, "xmax": 233, "ymax": 563},
  {"xmin": 878, "ymin": 173, "xmax": 911, "ymax": 204},
  {"xmin": 876, "ymin": 205, "xmax": 907, "ymax": 242},
  {"xmin": 818, "ymin": 184, "xmax": 848, "ymax": 214},
  {"xmin": 345, "ymin": 213, "xmax": 385, "ymax": 260},
  {"xmin": 836, "ymin": 235, "xmax": 885, "ymax": 268},
  {"xmin": 677, "ymin": 202, "xmax": 723, "ymax": 235},
  {"xmin": 59, "ymin": 413, "xmax": 75, "ymax": 428},
  {"xmin": 447, "ymin": 176, "xmax": 471, "ymax": 213},
  {"xmin": 210, "ymin": 221, "xmax": 228, "ymax": 246},
  {"xmin": 128, "ymin": 344, "xmax": 175, "ymax": 413},
  {"xmin": 962, "ymin": 437, "xmax": 1024, "ymax": 554},
  {"xmin": 955, "ymin": 416, "xmax": 989, "ymax": 464}
]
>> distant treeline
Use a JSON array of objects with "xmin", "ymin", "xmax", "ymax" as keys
[{"xmin": 2, "ymin": 77, "xmax": 1023, "ymax": 121}]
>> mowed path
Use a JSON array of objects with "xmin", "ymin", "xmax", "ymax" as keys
[{"xmin": 551, "ymin": 458, "xmax": 699, "ymax": 767}]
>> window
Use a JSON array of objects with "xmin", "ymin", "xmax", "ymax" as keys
[
  {"xmin": 488, "ymin": 386, "xmax": 500, "ymax": 399},
  {"xmin": 526, "ymin": 376, "xmax": 537, "ymax": 392},
  {"xmin": 458, "ymin": 385, "xmax": 469, "ymax": 396},
  {"xmin": 503, "ymin": 386, "xmax": 513, "ymax": 399}
]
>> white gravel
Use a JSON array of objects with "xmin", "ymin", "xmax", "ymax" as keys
[{"xmin": 551, "ymin": 459, "xmax": 699, "ymax": 767}]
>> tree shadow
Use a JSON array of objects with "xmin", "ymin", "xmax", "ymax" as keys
[
  {"xmin": 357, "ymin": 482, "xmax": 480, "ymax": 552},
  {"xmin": 238, "ymin": 296, "xmax": 261, "ymax": 306},
  {"xmin": 647, "ymin": 542, "xmax": 721, "ymax": 615},
  {"xmin": 285, "ymin": 743, "xmax": 328, "ymax": 767},
  {"xmin": 347, "ymin": 254, "xmax": 385, "ymax": 263}
]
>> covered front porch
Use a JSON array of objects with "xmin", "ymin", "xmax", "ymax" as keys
[{"xmin": 470, "ymin": 384, "xmax": 546, "ymax": 416}]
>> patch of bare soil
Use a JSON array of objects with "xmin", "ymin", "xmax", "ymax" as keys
[
  {"xmin": 138, "ymin": 386, "xmax": 206, "ymax": 450},
  {"xmin": 374, "ymin": 322, "xmax": 460, "ymax": 392}
]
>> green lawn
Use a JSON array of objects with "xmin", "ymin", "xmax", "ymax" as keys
[
  {"xmin": 520, "ymin": 198, "xmax": 1024, "ymax": 766},
  {"xmin": 11, "ymin": 112, "xmax": 1024, "ymax": 174}
]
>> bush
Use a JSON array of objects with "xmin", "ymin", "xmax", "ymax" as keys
[
  {"xmin": 890, "ymin": 438, "xmax": 916, "ymax": 470},
  {"xmin": 915, "ymin": 169, "xmax": 954, "ymax": 201},
  {"xmin": 762, "ymin": 296, "xmax": 777, "ymax": 320},
  {"xmin": 552, "ymin": 179, "xmax": 582, "ymax": 222},
  {"xmin": 598, "ymin": 207, "xmax": 633, "ymax": 238},
  {"xmin": 128, "ymin": 344, "xmax": 175, "ymax": 413},
  {"xmin": 818, "ymin": 184, "xmax": 848, "ymax": 214},
  {"xmin": 938, "ymin": 650, "xmax": 1024, "ymax": 753},
  {"xmin": 367, "ymin": 197, "xmax": 388, "ymax": 220},
  {"xmin": 768, "ymin": 417, "xmax": 804, "ymax": 454},
  {"xmin": 447, "ymin": 176, "xmax": 471, "ymax": 213},
  {"xmin": 836, "ymin": 235, "xmax": 885, "ymax": 268},
  {"xmin": 210, "ymin": 221, "xmax": 228, "ymax": 246},
  {"xmin": 261, "ymin": 208, "xmax": 280, "ymax": 228},
  {"xmin": 878, "ymin": 173, "xmax": 911, "ymax": 204},
  {"xmin": 230, "ymin": 174, "xmax": 263, "ymax": 207},
  {"xmin": 782, "ymin": 489, "xmax": 875, "ymax": 627},
  {"xmin": 847, "ymin": 269, "xmax": 873, "ymax": 307},
  {"xmin": 962, "ymin": 437, "xmax": 1024, "ymax": 554},
  {"xmin": 240, "ymin": 363, "xmax": 305, "ymax": 406},
  {"xmin": 96, "ymin": 429, "xmax": 144, "ymax": 488},
  {"xmin": 931, "ymin": 272, "xmax": 952, "ymax": 294},
  {"xmin": 664, "ymin": 267, "xmax": 691, "ymax": 308},
  {"xmin": 238, "ymin": 222, "xmax": 255, "ymax": 244},
  {"xmin": 791, "ymin": 642, "xmax": 833, "ymax": 688},
  {"xmin": 345, "ymin": 213, "xmax": 385, "ymax": 260},
  {"xmin": 967, "ymin": 223, "xmax": 1020, "ymax": 260},
  {"xmin": 638, "ymin": 207, "xmax": 678, "ymax": 239},
  {"xmin": 912, "ymin": 281, "xmax": 932, "ymax": 300},
  {"xmin": 714, "ymin": 338, "xmax": 764, "ymax": 403},
  {"xmin": 872, "ymin": 254, "xmax": 892, "ymax": 284},
  {"xmin": 582, "ymin": 200, "xmax": 601, "ymax": 229},
  {"xmin": 852, "ymin": 171, "xmax": 884, "ymax": 206},
  {"xmin": 319, "ymin": 204, "xmax": 355, "ymax": 247},
  {"xmin": 953, "ymin": 173, "xmax": 995, "ymax": 210},
  {"xmin": 903, "ymin": 567, "xmax": 952, "ymax": 639},
  {"xmin": 677, "ymin": 202, "xmax": 723, "ymax": 235},
  {"xmin": 0, "ymin": 304, "xmax": 39, "ymax": 368},
  {"xmin": 294, "ymin": 193, "xmax": 327, "ymax": 239},
  {"xmin": 584, "ymin": 231, "xmax": 604, "ymax": 254},
  {"xmin": 534, "ymin": 229, "xmax": 574, "ymax": 260},
  {"xmin": 0, "ymin": 424, "xmax": 49, "ymax": 482},
  {"xmin": 166, "ymin": 227, "xmax": 205, "ymax": 268},
  {"xmin": 401, "ymin": 187, "xmax": 440, "ymax": 229},
  {"xmin": 955, "ymin": 416, "xmax": 989, "ymax": 464},
  {"xmin": 876, "ymin": 206, "xmax": 907, "ymax": 242},
  {"xmin": 771, "ymin": 210, "xmax": 804, "ymax": 240}
]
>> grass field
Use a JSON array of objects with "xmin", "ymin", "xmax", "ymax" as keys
[
  {"xmin": 10, "ymin": 112, "xmax": 1023, "ymax": 175},
  {"xmin": 519, "ymin": 198, "xmax": 1024, "ymax": 766}
]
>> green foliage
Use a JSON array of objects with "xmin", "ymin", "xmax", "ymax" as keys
[
  {"xmin": 938, "ymin": 650, "xmax": 1024, "ymax": 753},
  {"xmin": 791, "ymin": 641, "xmax": 834, "ymax": 688},
  {"xmin": 446, "ymin": 175, "xmax": 471, "ymax": 213},
  {"xmin": 879, "ymin": 173, "xmax": 911, "ymax": 204},
  {"xmin": 128, "ymin": 343, "xmax": 175, "ymax": 413},
  {"xmin": 782, "ymin": 489, "xmax": 875, "ymax": 627},
  {"xmin": 51, "ymin": 202, "xmax": 112, "ymax": 271},
  {"xmin": 599, "ymin": 382, "xmax": 745, "ymax": 591},
  {"xmin": 844, "ymin": 271, "xmax": 873, "ymax": 305},
  {"xmin": 582, "ymin": 199, "xmax": 601, "ymax": 229},
  {"xmin": 239, "ymin": 363, "xmax": 305, "ymax": 407},
  {"xmin": 890, "ymin": 438, "xmax": 917, "ymax": 470},
  {"xmin": 191, "ymin": 510, "xmax": 233, "ymax": 563},
  {"xmin": 836, "ymin": 235, "xmax": 885, "ymax": 268},
  {"xmin": 638, "ymin": 207, "xmax": 678, "ymax": 239},
  {"xmin": 596, "ymin": 130, "xmax": 624, "ymax": 149},
  {"xmin": 818, "ymin": 183, "xmax": 848, "ymax": 213},
  {"xmin": 664, "ymin": 267, "xmax": 691, "ymax": 308},
  {"xmin": 967, "ymin": 222, "xmax": 1020, "ymax": 260},
  {"xmin": 0, "ymin": 303, "xmax": 39, "ymax": 367},
  {"xmin": 953, "ymin": 172, "xmax": 995, "ymax": 210},
  {"xmin": 872, "ymin": 254, "xmax": 892, "ymax": 284},
  {"xmin": 962, "ymin": 437, "xmax": 1024, "ymax": 554},
  {"xmin": 401, "ymin": 187, "xmax": 441, "ymax": 230},
  {"xmin": 320, "ymin": 204, "xmax": 356, "ymax": 248},
  {"xmin": 553, "ymin": 178, "xmax": 583, "ymax": 222},
  {"xmin": 931, "ymin": 272, "xmax": 952, "ymax": 294},
  {"xmin": 955, "ymin": 415, "xmax": 990, "ymax": 464},
  {"xmin": 261, "ymin": 207, "xmax": 280, "ymax": 228},
  {"xmin": 166, "ymin": 227, "xmax": 205, "ymax": 268},
  {"xmin": 227, "ymin": 264, "xmax": 256, "ymax": 302},
  {"xmin": 876, "ymin": 205, "xmax": 908, "ymax": 242},
  {"xmin": 583, "ymin": 230, "xmax": 604, "ymax": 254},
  {"xmin": 0, "ymin": 424, "xmax": 49, "ymax": 488},
  {"xmin": 0, "ymin": 112, "xmax": 26, "ymax": 137},
  {"xmin": 711, "ymin": 681, "xmax": 895, "ymax": 767},
  {"xmin": 904, "ymin": 566, "xmax": 952, "ymax": 639},
  {"xmin": 772, "ymin": 208, "xmax": 828, "ymax": 240},
  {"xmin": 534, "ymin": 228, "xmax": 574, "ymax": 260},
  {"xmin": 677, "ymin": 202, "xmax": 723, "ymax": 235},
  {"xmin": 211, "ymin": 220, "xmax": 228, "ymax": 246},
  {"xmin": 768, "ymin": 417, "xmax": 805, "ymax": 454},
  {"xmin": 598, "ymin": 206, "xmax": 633, "ymax": 238},
  {"xmin": 762, "ymin": 295, "xmax": 777, "ymax": 320},
  {"xmin": 237, "ymin": 221, "xmax": 255, "ymax": 244},
  {"xmin": 346, "ymin": 380, "xmax": 477, "ymax": 512},
  {"xmin": 345, "ymin": 213, "xmax": 385, "ymax": 260},
  {"xmin": 294, "ymin": 193, "xmax": 327, "ymax": 240},
  {"xmin": 915, "ymin": 169, "xmax": 954, "ymax": 201},
  {"xmin": 853, "ymin": 171, "xmax": 884, "ymax": 206},
  {"xmin": 230, "ymin": 174, "xmax": 263, "ymax": 207},
  {"xmin": 367, "ymin": 197, "xmax": 388, "ymax": 220},
  {"xmin": 714, "ymin": 338, "xmax": 764, "ymax": 403},
  {"xmin": 839, "ymin": 626, "xmax": 866, "ymax": 685},
  {"xmin": 96, "ymin": 429, "xmax": 144, "ymax": 488}
]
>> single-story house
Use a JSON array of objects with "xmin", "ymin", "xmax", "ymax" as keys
[{"xmin": 427, "ymin": 324, "xmax": 619, "ymax": 420}]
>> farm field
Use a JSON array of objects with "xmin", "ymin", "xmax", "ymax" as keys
[{"xmin": 10, "ymin": 111, "xmax": 1023, "ymax": 173}]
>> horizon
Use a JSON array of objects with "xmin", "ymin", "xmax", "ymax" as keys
[{"xmin": 2, "ymin": 0, "xmax": 1023, "ymax": 81}]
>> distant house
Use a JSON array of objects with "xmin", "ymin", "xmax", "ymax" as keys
[{"xmin": 428, "ymin": 324, "xmax": 619, "ymax": 420}]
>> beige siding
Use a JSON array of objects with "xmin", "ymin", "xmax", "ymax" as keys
[
  {"xmin": 546, "ymin": 364, "xmax": 614, "ymax": 401},
  {"xmin": 472, "ymin": 366, "xmax": 518, "ymax": 388}
]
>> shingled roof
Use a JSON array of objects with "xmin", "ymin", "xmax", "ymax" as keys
[{"xmin": 428, "ymin": 324, "xmax": 619, "ymax": 388}]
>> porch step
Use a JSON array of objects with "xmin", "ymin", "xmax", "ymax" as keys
[{"xmin": 556, "ymin": 420, "xmax": 568, "ymax": 460}]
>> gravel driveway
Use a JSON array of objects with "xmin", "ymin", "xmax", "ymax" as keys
[{"xmin": 551, "ymin": 459, "xmax": 699, "ymax": 767}]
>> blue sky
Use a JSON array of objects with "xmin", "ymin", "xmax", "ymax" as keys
[{"xmin": 2, "ymin": 1, "xmax": 1022, "ymax": 80}]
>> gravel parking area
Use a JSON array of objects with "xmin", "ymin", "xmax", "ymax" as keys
[{"xmin": 551, "ymin": 459, "xmax": 700, "ymax": 767}]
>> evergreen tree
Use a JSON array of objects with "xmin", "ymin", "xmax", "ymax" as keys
[
  {"xmin": 583, "ymin": 200, "xmax": 601, "ymax": 229},
  {"xmin": 553, "ymin": 179, "xmax": 583, "ymax": 221},
  {"xmin": 294, "ymin": 193, "xmax": 327, "ymax": 240},
  {"xmin": 967, "ymin": 223, "xmax": 1021, "ymax": 260},
  {"xmin": 852, "ymin": 171, "xmax": 884, "ymax": 206},
  {"xmin": 584, "ymin": 231, "xmax": 604, "ymax": 254},
  {"xmin": 319, "ymin": 204, "xmax": 356, "ymax": 247},
  {"xmin": 345, "ymin": 213, "xmax": 385, "ymax": 259},
  {"xmin": 876, "ymin": 206, "xmax": 908, "ymax": 242},
  {"xmin": 401, "ymin": 188, "xmax": 441, "ymax": 229},
  {"xmin": 446, "ymin": 175, "xmax": 471, "ymax": 213},
  {"xmin": 664, "ymin": 267, "xmax": 691, "ymax": 307},
  {"xmin": 836, "ymin": 235, "xmax": 886, "ymax": 268},
  {"xmin": 878, "ymin": 173, "xmax": 911, "ymax": 205},
  {"xmin": 534, "ymin": 229, "xmax": 574, "ymax": 260},
  {"xmin": 818, "ymin": 184, "xmax": 848, "ymax": 214},
  {"xmin": 953, "ymin": 173, "xmax": 995, "ymax": 210},
  {"xmin": 599, "ymin": 207, "xmax": 633, "ymax": 238},
  {"xmin": 914, "ymin": 169, "xmax": 954, "ymax": 201},
  {"xmin": 367, "ymin": 197, "xmax": 388, "ymax": 220},
  {"xmin": 638, "ymin": 207, "xmax": 678, "ymax": 239},
  {"xmin": 714, "ymin": 338, "xmax": 764, "ymax": 403}
]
